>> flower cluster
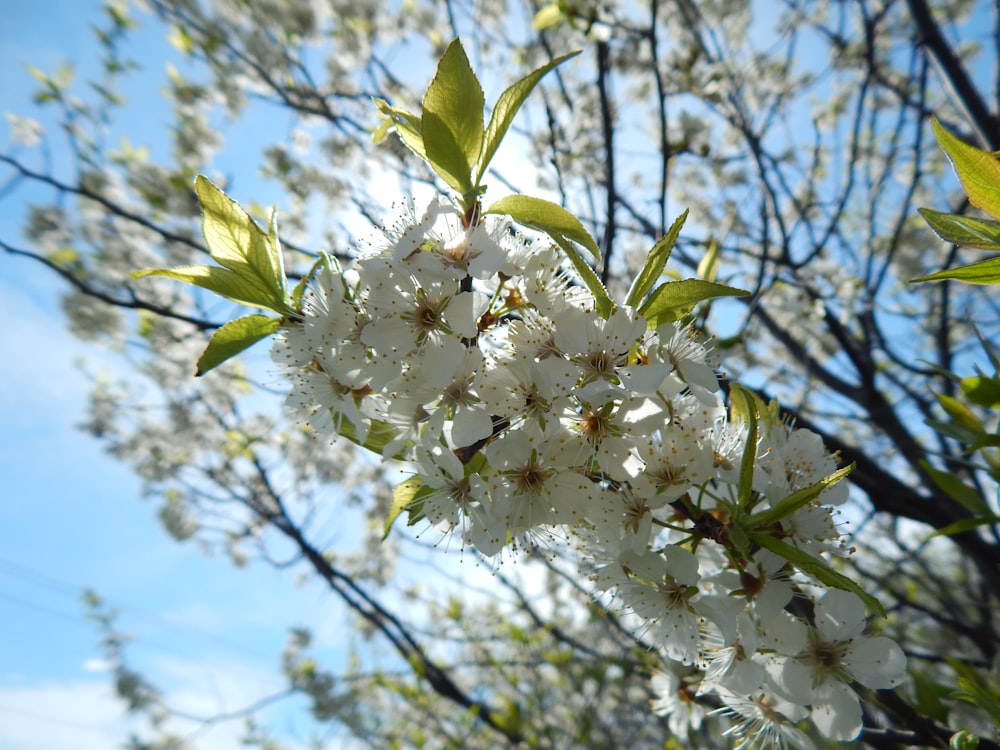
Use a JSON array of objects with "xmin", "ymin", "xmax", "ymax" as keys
[{"xmin": 272, "ymin": 195, "xmax": 905, "ymax": 746}]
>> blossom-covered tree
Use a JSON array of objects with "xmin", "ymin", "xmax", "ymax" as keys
[{"xmin": 4, "ymin": 0, "xmax": 1000, "ymax": 748}]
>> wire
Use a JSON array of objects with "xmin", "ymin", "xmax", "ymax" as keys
[{"xmin": 0, "ymin": 554, "xmax": 275, "ymax": 662}]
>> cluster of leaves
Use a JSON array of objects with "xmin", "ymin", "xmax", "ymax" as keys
[
  {"xmin": 138, "ymin": 39, "xmax": 747, "ymax": 378},
  {"xmin": 917, "ymin": 119, "xmax": 1000, "ymax": 283}
]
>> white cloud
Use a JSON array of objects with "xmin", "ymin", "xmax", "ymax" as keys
[
  {"xmin": 0, "ymin": 680, "xmax": 140, "ymax": 750},
  {"xmin": 0, "ymin": 654, "xmax": 304, "ymax": 750}
]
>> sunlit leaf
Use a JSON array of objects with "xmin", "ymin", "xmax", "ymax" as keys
[
  {"xmin": 742, "ymin": 463, "xmax": 854, "ymax": 529},
  {"xmin": 932, "ymin": 118, "xmax": 1000, "ymax": 221},
  {"xmin": 624, "ymin": 210, "xmax": 688, "ymax": 308},
  {"xmin": 336, "ymin": 416, "xmax": 401, "ymax": 459},
  {"xmin": 196, "ymin": 314, "xmax": 281, "ymax": 376},
  {"xmin": 729, "ymin": 384, "xmax": 758, "ymax": 514},
  {"xmin": 750, "ymin": 532, "xmax": 886, "ymax": 617},
  {"xmin": 918, "ymin": 208, "xmax": 1000, "ymax": 250},
  {"xmin": 132, "ymin": 264, "xmax": 278, "ymax": 311},
  {"xmin": 961, "ymin": 374, "xmax": 1000, "ymax": 408},
  {"xmin": 193, "ymin": 176, "xmax": 289, "ymax": 311},
  {"xmin": 936, "ymin": 393, "xmax": 986, "ymax": 435},
  {"xmin": 550, "ymin": 234, "xmax": 613, "ymax": 319},
  {"xmin": 477, "ymin": 50, "xmax": 580, "ymax": 184},
  {"xmin": 912, "ymin": 255, "xmax": 1000, "ymax": 284},
  {"xmin": 638, "ymin": 278, "xmax": 749, "ymax": 326},
  {"xmin": 421, "ymin": 39, "xmax": 483, "ymax": 199},
  {"xmin": 697, "ymin": 236, "xmax": 720, "ymax": 283},
  {"xmin": 372, "ymin": 98, "xmax": 427, "ymax": 159},
  {"xmin": 485, "ymin": 194, "xmax": 601, "ymax": 259},
  {"xmin": 532, "ymin": 3, "xmax": 564, "ymax": 29},
  {"xmin": 384, "ymin": 476, "xmax": 433, "ymax": 540}
]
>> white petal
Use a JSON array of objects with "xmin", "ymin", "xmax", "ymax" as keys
[
  {"xmin": 815, "ymin": 589, "xmax": 866, "ymax": 641},
  {"xmin": 844, "ymin": 635, "xmax": 907, "ymax": 689},
  {"xmin": 661, "ymin": 545, "xmax": 700, "ymax": 586},
  {"xmin": 761, "ymin": 654, "xmax": 812, "ymax": 702},
  {"xmin": 450, "ymin": 406, "xmax": 494, "ymax": 449},
  {"xmin": 447, "ymin": 291, "xmax": 489, "ymax": 338},
  {"xmin": 811, "ymin": 680, "xmax": 862, "ymax": 741},
  {"xmin": 723, "ymin": 658, "xmax": 764, "ymax": 695}
]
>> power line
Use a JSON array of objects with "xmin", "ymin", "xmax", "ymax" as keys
[{"xmin": 0, "ymin": 555, "xmax": 277, "ymax": 662}]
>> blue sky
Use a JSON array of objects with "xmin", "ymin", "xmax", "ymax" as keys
[
  {"xmin": 0, "ymin": 5, "xmax": 512, "ymax": 747},
  {"xmin": 0, "ymin": 3, "xmax": 358, "ymax": 747}
]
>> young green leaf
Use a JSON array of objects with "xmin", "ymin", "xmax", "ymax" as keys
[
  {"xmin": 920, "ymin": 460, "xmax": 991, "ymax": 516},
  {"xmin": 918, "ymin": 208, "xmax": 1000, "ymax": 250},
  {"xmin": 638, "ymin": 278, "xmax": 749, "ymax": 327},
  {"xmin": 962, "ymin": 374, "xmax": 1000, "ymax": 408},
  {"xmin": 421, "ymin": 39, "xmax": 483, "ymax": 200},
  {"xmin": 624, "ymin": 210, "xmax": 688, "ymax": 308},
  {"xmin": 936, "ymin": 393, "xmax": 986, "ymax": 435},
  {"xmin": 197, "ymin": 178, "xmax": 275, "ymax": 275},
  {"xmin": 697, "ymin": 236, "xmax": 720, "ymax": 283},
  {"xmin": 476, "ymin": 50, "xmax": 581, "ymax": 185},
  {"xmin": 742, "ymin": 463, "xmax": 854, "ymax": 530},
  {"xmin": 196, "ymin": 314, "xmax": 281, "ymax": 376},
  {"xmin": 371, "ymin": 98, "xmax": 427, "ymax": 159},
  {"xmin": 550, "ymin": 234, "xmax": 614, "ymax": 319},
  {"xmin": 485, "ymin": 194, "xmax": 601, "ymax": 259},
  {"xmin": 729, "ymin": 384, "xmax": 759, "ymax": 514},
  {"xmin": 968, "ymin": 433, "xmax": 1000, "ymax": 452},
  {"xmin": 384, "ymin": 476, "xmax": 433, "ymax": 540},
  {"xmin": 932, "ymin": 118, "xmax": 1000, "ymax": 221},
  {"xmin": 132, "ymin": 264, "xmax": 282, "ymax": 312},
  {"xmin": 928, "ymin": 516, "xmax": 1000, "ymax": 540},
  {"xmin": 912, "ymin": 255, "xmax": 1000, "ymax": 284},
  {"xmin": 925, "ymin": 418, "xmax": 982, "ymax": 444},
  {"xmin": 749, "ymin": 532, "xmax": 887, "ymax": 617},
  {"xmin": 193, "ymin": 176, "xmax": 289, "ymax": 312},
  {"xmin": 532, "ymin": 3, "xmax": 564, "ymax": 29},
  {"xmin": 327, "ymin": 413, "xmax": 399, "ymax": 458}
]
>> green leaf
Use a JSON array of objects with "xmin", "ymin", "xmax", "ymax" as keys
[
  {"xmin": 196, "ymin": 314, "xmax": 281, "ymax": 376},
  {"xmin": 550, "ymin": 234, "xmax": 614, "ymax": 319},
  {"xmin": 485, "ymin": 194, "xmax": 601, "ymax": 259},
  {"xmin": 371, "ymin": 98, "xmax": 427, "ymax": 159},
  {"xmin": 190, "ymin": 176, "xmax": 289, "ymax": 312},
  {"xmin": 969, "ymin": 433, "xmax": 1000, "ymax": 452},
  {"xmin": 936, "ymin": 393, "xmax": 986, "ymax": 435},
  {"xmin": 918, "ymin": 208, "xmax": 1000, "ymax": 250},
  {"xmin": 750, "ymin": 532, "xmax": 886, "ymax": 617},
  {"xmin": 476, "ymin": 50, "xmax": 580, "ymax": 185},
  {"xmin": 267, "ymin": 207, "xmax": 288, "ymax": 295},
  {"xmin": 532, "ymin": 3, "xmax": 564, "ymax": 29},
  {"xmin": 742, "ymin": 463, "xmax": 854, "ymax": 529},
  {"xmin": 920, "ymin": 460, "xmax": 991, "ymax": 516},
  {"xmin": 928, "ymin": 515, "xmax": 1000, "ymax": 540},
  {"xmin": 291, "ymin": 254, "xmax": 335, "ymax": 312},
  {"xmin": 910, "ymin": 667, "xmax": 952, "ymax": 723},
  {"xmin": 132, "ymin": 264, "xmax": 280, "ymax": 311},
  {"xmin": 421, "ymin": 39, "xmax": 483, "ymax": 199},
  {"xmin": 729, "ymin": 384, "xmax": 758, "ymax": 514},
  {"xmin": 638, "ymin": 278, "xmax": 749, "ymax": 327},
  {"xmin": 950, "ymin": 731, "xmax": 981, "ymax": 750},
  {"xmin": 624, "ymin": 210, "xmax": 688, "ymax": 308},
  {"xmin": 335, "ymin": 416, "xmax": 401, "ymax": 458},
  {"xmin": 697, "ymin": 236, "xmax": 720, "ymax": 283},
  {"xmin": 912, "ymin": 255, "xmax": 1000, "ymax": 284},
  {"xmin": 932, "ymin": 118, "xmax": 1000, "ymax": 221},
  {"xmin": 925, "ymin": 418, "xmax": 981, "ymax": 444},
  {"xmin": 962, "ymin": 374, "xmax": 1000, "ymax": 408},
  {"xmin": 384, "ymin": 477, "xmax": 433, "ymax": 540}
]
